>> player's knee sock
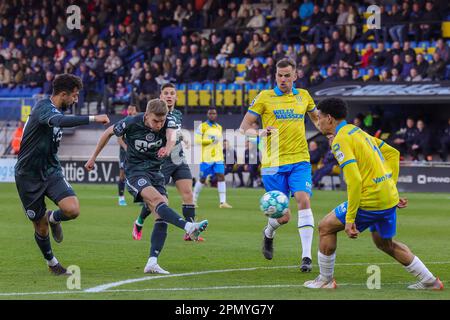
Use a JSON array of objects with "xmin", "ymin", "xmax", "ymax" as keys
[
  {"xmin": 150, "ymin": 219, "xmax": 168, "ymax": 259},
  {"xmin": 298, "ymin": 209, "xmax": 315, "ymax": 259},
  {"xmin": 318, "ymin": 251, "xmax": 336, "ymax": 281},
  {"xmin": 49, "ymin": 210, "xmax": 71, "ymax": 223},
  {"xmin": 404, "ymin": 256, "xmax": 436, "ymax": 284},
  {"xmin": 218, "ymin": 181, "xmax": 227, "ymax": 203},
  {"xmin": 34, "ymin": 232, "xmax": 55, "ymax": 263},
  {"xmin": 155, "ymin": 203, "xmax": 187, "ymax": 230},
  {"xmin": 137, "ymin": 205, "xmax": 151, "ymax": 225},
  {"xmin": 118, "ymin": 180, "xmax": 125, "ymax": 197},
  {"xmin": 193, "ymin": 181, "xmax": 204, "ymax": 202},
  {"xmin": 182, "ymin": 204, "xmax": 196, "ymax": 222},
  {"xmin": 265, "ymin": 218, "xmax": 281, "ymax": 239}
]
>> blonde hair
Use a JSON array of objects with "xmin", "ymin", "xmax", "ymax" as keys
[{"xmin": 145, "ymin": 98, "xmax": 168, "ymax": 116}]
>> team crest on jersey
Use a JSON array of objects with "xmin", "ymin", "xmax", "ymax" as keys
[
  {"xmin": 137, "ymin": 179, "xmax": 147, "ymax": 187},
  {"xmin": 26, "ymin": 210, "xmax": 36, "ymax": 219},
  {"xmin": 295, "ymin": 95, "xmax": 302, "ymax": 104},
  {"xmin": 146, "ymin": 133, "xmax": 155, "ymax": 142}
]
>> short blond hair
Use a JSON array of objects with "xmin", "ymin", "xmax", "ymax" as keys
[{"xmin": 145, "ymin": 98, "xmax": 168, "ymax": 116}]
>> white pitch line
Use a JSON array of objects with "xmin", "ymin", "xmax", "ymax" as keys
[
  {"xmin": 1, "ymin": 261, "xmax": 449, "ymax": 297},
  {"xmin": 1, "ymin": 281, "xmax": 448, "ymax": 297},
  {"xmin": 84, "ymin": 261, "xmax": 450, "ymax": 293}
]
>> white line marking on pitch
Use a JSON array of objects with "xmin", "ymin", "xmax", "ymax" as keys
[
  {"xmin": 85, "ymin": 261, "xmax": 450, "ymax": 293},
  {"xmin": 0, "ymin": 261, "xmax": 448, "ymax": 297}
]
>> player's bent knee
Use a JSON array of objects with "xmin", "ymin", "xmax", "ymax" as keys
[
  {"xmin": 63, "ymin": 205, "xmax": 80, "ymax": 219},
  {"xmin": 277, "ymin": 210, "xmax": 291, "ymax": 224}
]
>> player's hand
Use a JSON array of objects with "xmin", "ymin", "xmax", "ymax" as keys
[
  {"xmin": 157, "ymin": 147, "xmax": 170, "ymax": 158},
  {"xmin": 326, "ymin": 134, "xmax": 335, "ymax": 146},
  {"xmin": 260, "ymin": 126, "xmax": 276, "ymax": 137},
  {"xmin": 84, "ymin": 158, "xmax": 96, "ymax": 171},
  {"xmin": 397, "ymin": 197, "xmax": 408, "ymax": 209},
  {"xmin": 183, "ymin": 139, "xmax": 191, "ymax": 149},
  {"xmin": 95, "ymin": 115, "xmax": 110, "ymax": 125},
  {"xmin": 345, "ymin": 223, "xmax": 359, "ymax": 239}
]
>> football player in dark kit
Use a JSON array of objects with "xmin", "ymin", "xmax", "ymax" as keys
[
  {"xmin": 14, "ymin": 73, "xmax": 110, "ymax": 275},
  {"xmin": 132, "ymin": 83, "xmax": 200, "ymax": 242},
  {"xmin": 85, "ymin": 98, "xmax": 208, "ymax": 274},
  {"xmin": 117, "ymin": 104, "xmax": 139, "ymax": 206}
]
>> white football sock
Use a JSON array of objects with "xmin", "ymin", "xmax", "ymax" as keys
[
  {"xmin": 298, "ymin": 209, "xmax": 314, "ymax": 259},
  {"xmin": 47, "ymin": 257, "xmax": 59, "ymax": 267},
  {"xmin": 318, "ymin": 251, "xmax": 336, "ymax": 281},
  {"xmin": 119, "ymin": 195, "xmax": 125, "ymax": 201},
  {"xmin": 147, "ymin": 256, "xmax": 158, "ymax": 265},
  {"xmin": 218, "ymin": 181, "xmax": 226, "ymax": 203},
  {"xmin": 48, "ymin": 211, "xmax": 56, "ymax": 224},
  {"xmin": 404, "ymin": 256, "xmax": 436, "ymax": 284},
  {"xmin": 193, "ymin": 181, "xmax": 204, "ymax": 202},
  {"xmin": 265, "ymin": 218, "xmax": 281, "ymax": 239}
]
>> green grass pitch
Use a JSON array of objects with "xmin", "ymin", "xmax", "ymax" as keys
[{"xmin": 0, "ymin": 183, "xmax": 449, "ymax": 300}]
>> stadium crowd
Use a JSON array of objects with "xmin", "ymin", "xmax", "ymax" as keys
[{"xmin": 0, "ymin": 0, "xmax": 449, "ymax": 99}]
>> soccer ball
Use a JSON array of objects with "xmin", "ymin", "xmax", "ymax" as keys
[{"xmin": 259, "ymin": 190, "xmax": 289, "ymax": 219}]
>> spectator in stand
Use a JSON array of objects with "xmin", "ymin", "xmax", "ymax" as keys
[
  {"xmin": 236, "ymin": 9, "xmax": 252, "ymax": 29},
  {"xmin": 415, "ymin": 54, "xmax": 429, "ymax": 78},
  {"xmin": 436, "ymin": 38, "xmax": 449, "ymax": 63},
  {"xmin": 306, "ymin": 5, "xmax": 324, "ymax": 44},
  {"xmin": 317, "ymin": 40, "xmax": 335, "ymax": 67},
  {"xmin": 249, "ymin": 59, "xmax": 266, "ymax": 83},
  {"xmin": 212, "ymin": 8, "xmax": 228, "ymax": 30},
  {"xmin": 0, "ymin": 63, "xmax": 11, "ymax": 87},
  {"xmin": 309, "ymin": 141, "xmax": 322, "ymax": 167},
  {"xmin": 299, "ymin": 0, "xmax": 314, "ymax": 22},
  {"xmin": 221, "ymin": 60, "xmax": 236, "ymax": 84},
  {"xmin": 216, "ymin": 36, "xmax": 235, "ymax": 61},
  {"xmin": 255, "ymin": 33, "xmax": 274, "ymax": 57},
  {"xmin": 247, "ymin": 8, "xmax": 265, "ymax": 30},
  {"xmin": 409, "ymin": 1, "xmax": 423, "ymax": 43},
  {"xmin": 360, "ymin": 43, "xmax": 374, "ymax": 68},
  {"xmin": 206, "ymin": 60, "xmax": 223, "ymax": 82},
  {"xmin": 273, "ymin": 43, "xmax": 286, "ymax": 62},
  {"xmin": 312, "ymin": 150, "xmax": 338, "ymax": 189},
  {"xmin": 401, "ymin": 54, "xmax": 415, "ymax": 79},
  {"xmin": 353, "ymin": 114, "xmax": 367, "ymax": 132},
  {"xmin": 401, "ymin": 41, "xmax": 416, "ymax": 61},
  {"xmin": 344, "ymin": 4, "xmax": 360, "ymax": 42},
  {"xmin": 426, "ymin": 53, "xmax": 446, "ymax": 80},
  {"xmin": 245, "ymin": 33, "xmax": 262, "ymax": 58},
  {"xmin": 379, "ymin": 69, "xmax": 391, "ymax": 82},
  {"xmin": 9, "ymin": 63, "xmax": 24, "ymax": 88},
  {"xmin": 365, "ymin": 68, "xmax": 380, "ymax": 82},
  {"xmin": 323, "ymin": 66, "xmax": 338, "ymax": 83},
  {"xmin": 389, "ymin": 54, "xmax": 403, "ymax": 74},
  {"xmin": 410, "ymin": 119, "xmax": 432, "ymax": 161},
  {"xmin": 440, "ymin": 117, "xmax": 450, "ymax": 162},
  {"xmin": 337, "ymin": 67, "xmax": 350, "ymax": 81},
  {"xmin": 310, "ymin": 68, "xmax": 324, "ymax": 86},
  {"xmin": 129, "ymin": 61, "xmax": 143, "ymax": 86},
  {"xmin": 238, "ymin": 0, "xmax": 253, "ymax": 18},
  {"xmin": 405, "ymin": 67, "xmax": 423, "ymax": 82},
  {"xmin": 104, "ymin": 49, "xmax": 122, "ymax": 80},
  {"xmin": 389, "ymin": 2, "xmax": 408, "ymax": 44},
  {"xmin": 198, "ymin": 58, "xmax": 209, "ymax": 82},
  {"xmin": 307, "ymin": 44, "xmax": 321, "ymax": 66},
  {"xmin": 223, "ymin": 10, "xmax": 240, "ymax": 32},
  {"xmin": 372, "ymin": 42, "xmax": 389, "ymax": 68},
  {"xmin": 392, "ymin": 117, "xmax": 419, "ymax": 157},
  {"xmin": 138, "ymin": 72, "xmax": 158, "ymax": 107},
  {"xmin": 351, "ymin": 68, "xmax": 362, "ymax": 81},
  {"xmin": 233, "ymin": 34, "xmax": 247, "ymax": 58},
  {"xmin": 209, "ymin": 33, "xmax": 222, "ymax": 57},
  {"xmin": 295, "ymin": 68, "xmax": 309, "ymax": 88},
  {"xmin": 390, "ymin": 68, "xmax": 403, "ymax": 82},
  {"xmin": 419, "ymin": 1, "xmax": 441, "ymax": 41}
]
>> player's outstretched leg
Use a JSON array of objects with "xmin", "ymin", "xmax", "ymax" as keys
[
  {"xmin": 118, "ymin": 179, "xmax": 127, "ymax": 206},
  {"xmin": 262, "ymin": 211, "xmax": 291, "ymax": 260},
  {"xmin": 33, "ymin": 216, "xmax": 70, "ymax": 276},
  {"xmin": 133, "ymin": 205, "xmax": 151, "ymax": 240},
  {"xmin": 304, "ymin": 212, "xmax": 341, "ymax": 289},
  {"xmin": 371, "ymin": 232, "xmax": 443, "ymax": 290},
  {"xmin": 193, "ymin": 178, "xmax": 205, "ymax": 207},
  {"xmin": 294, "ymin": 192, "xmax": 315, "ymax": 272},
  {"xmin": 144, "ymin": 219, "xmax": 169, "ymax": 274},
  {"xmin": 47, "ymin": 196, "xmax": 80, "ymax": 243},
  {"xmin": 175, "ymin": 178, "xmax": 205, "ymax": 241}
]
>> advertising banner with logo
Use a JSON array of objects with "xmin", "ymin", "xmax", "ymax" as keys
[
  {"xmin": 0, "ymin": 158, "xmax": 120, "ymax": 184},
  {"xmin": 310, "ymin": 82, "xmax": 450, "ymax": 104},
  {"xmin": 397, "ymin": 165, "xmax": 450, "ymax": 193}
]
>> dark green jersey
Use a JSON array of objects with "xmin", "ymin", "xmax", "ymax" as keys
[
  {"xmin": 113, "ymin": 113, "xmax": 177, "ymax": 176},
  {"xmin": 165, "ymin": 108, "xmax": 185, "ymax": 165},
  {"xmin": 15, "ymin": 99, "xmax": 65, "ymax": 179}
]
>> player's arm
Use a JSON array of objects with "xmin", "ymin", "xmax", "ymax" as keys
[
  {"xmin": 332, "ymin": 138, "xmax": 361, "ymax": 224},
  {"xmin": 194, "ymin": 124, "xmax": 213, "ymax": 145},
  {"xmin": 239, "ymin": 112, "xmax": 259, "ymax": 136},
  {"xmin": 45, "ymin": 113, "xmax": 109, "ymax": 127},
  {"xmin": 307, "ymin": 109, "xmax": 320, "ymax": 131},
  {"xmin": 158, "ymin": 128, "xmax": 177, "ymax": 158},
  {"xmin": 118, "ymin": 136, "xmax": 127, "ymax": 151},
  {"xmin": 85, "ymin": 125, "xmax": 115, "ymax": 171},
  {"xmin": 239, "ymin": 92, "xmax": 274, "ymax": 136},
  {"xmin": 374, "ymin": 138, "xmax": 400, "ymax": 184}
]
